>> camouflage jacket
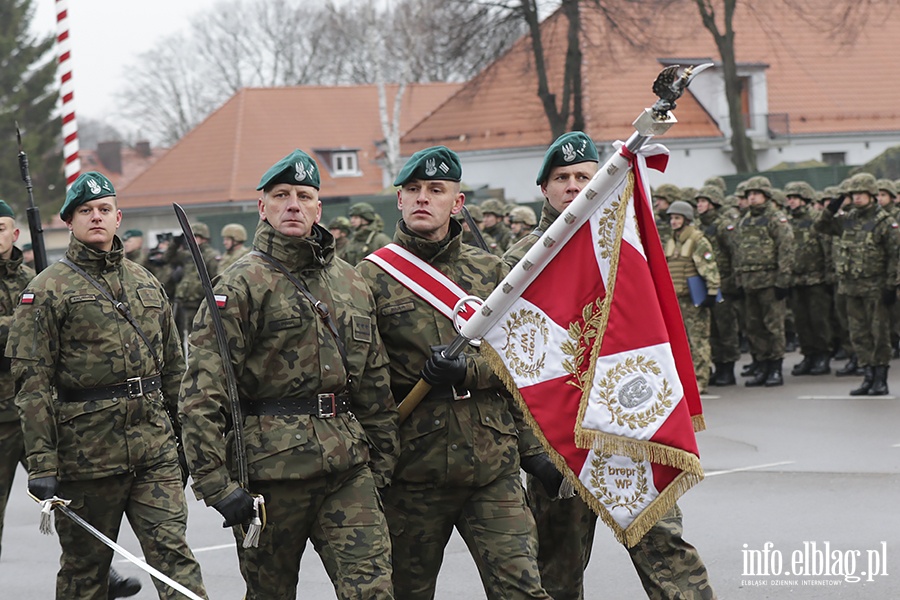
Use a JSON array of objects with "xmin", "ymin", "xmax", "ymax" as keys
[
  {"xmin": 664, "ymin": 225, "xmax": 720, "ymax": 299},
  {"xmin": 179, "ymin": 220, "xmax": 398, "ymax": 507},
  {"xmin": 168, "ymin": 240, "xmax": 220, "ymax": 306},
  {"xmin": 461, "ymin": 228, "xmax": 503, "ymax": 256},
  {"xmin": 503, "ymin": 200, "xmax": 557, "ymax": 269},
  {"xmin": 343, "ymin": 224, "xmax": 392, "ymax": 266},
  {"xmin": 815, "ymin": 203, "xmax": 900, "ymax": 295},
  {"xmin": 655, "ymin": 208, "xmax": 673, "ymax": 246},
  {"xmin": 0, "ymin": 247, "xmax": 35, "ymax": 422},
  {"xmin": 357, "ymin": 219, "xmax": 541, "ymax": 488},
  {"xmin": 483, "ymin": 221, "xmax": 513, "ymax": 253},
  {"xmin": 6, "ymin": 236, "xmax": 184, "ymax": 481},
  {"xmin": 218, "ymin": 243, "xmax": 251, "ymax": 272},
  {"xmin": 698, "ymin": 207, "xmax": 739, "ymax": 293},
  {"xmin": 734, "ymin": 202, "xmax": 795, "ymax": 290},
  {"xmin": 788, "ymin": 204, "xmax": 833, "ymax": 286}
]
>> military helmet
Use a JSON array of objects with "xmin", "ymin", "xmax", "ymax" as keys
[
  {"xmin": 509, "ymin": 206, "xmax": 537, "ymax": 226},
  {"xmin": 666, "ymin": 200, "xmax": 695, "ymax": 221},
  {"xmin": 734, "ymin": 180, "xmax": 749, "ymax": 199},
  {"xmin": 653, "ymin": 183, "xmax": 682, "ymax": 203},
  {"xmin": 221, "ymin": 223, "xmax": 247, "ymax": 242},
  {"xmin": 464, "ymin": 205, "xmax": 484, "ymax": 222},
  {"xmin": 327, "ymin": 216, "xmax": 352, "ymax": 234},
  {"xmin": 783, "ymin": 181, "xmax": 817, "ymax": 203},
  {"xmin": 192, "ymin": 222, "xmax": 211, "ymax": 239},
  {"xmin": 348, "ymin": 202, "xmax": 377, "ymax": 222},
  {"xmin": 821, "ymin": 185, "xmax": 843, "ymax": 201},
  {"xmin": 876, "ymin": 178, "xmax": 897, "ymax": 198},
  {"xmin": 844, "ymin": 172, "xmax": 878, "ymax": 196},
  {"xmin": 770, "ymin": 188, "xmax": 787, "ymax": 207},
  {"xmin": 695, "ymin": 185, "xmax": 725, "ymax": 207},
  {"xmin": 703, "ymin": 176, "xmax": 727, "ymax": 192},
  {"xmin": 681, "ymin": 187, "xmax": 698, "ymax": 208},
  {"xmin": 480, "ymin": 198, "xmax": 507, "ymax": 216},
  {"xmin": 740, "ymin": 175, "xmax": 774, "ymax": 199}
]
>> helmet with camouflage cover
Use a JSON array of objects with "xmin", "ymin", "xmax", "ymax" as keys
[
  {"xmin": 770, "ymin": 188, "xmax": 786, "ymax": 207},
  {"xmin": 652, "ymin": 183, "xmax": 682, "ymax": 203},
  {"xmin": 666, "ymin": 200, "xmax": 695, "ymax": 221},
  {"xmin": 348, "ymin": 202, "xmax": 377, "ymax": 222},
  {"xmin": 734, "ymin": 180, "xmax": 749, "ymax": 199},
  {"xmin": 221, "ymin": 223, "xmax": 247, "ymax": 242},
  {"xmin": 820, "ymin": 185, "xmax": 842, "ymax": 201},
  {"xmin": 458, "ymin": 205, "xmax": 484, "ymax": 222},
  {"xmin": 480, "ymin": 198, "xmax": 507, "ymax": 216},
  {"xmin": 508, "ymin": 206, "xmax": 537, "ymax": 226},
  {"xmin": 191, "ymin": 222, "xmax": 211, "ymax": 239},
  {"xmin": 876, "ymin": 178, "xmax": 897, "ymax": 198},
  {"xmin": 783, "ymin": 181, "xmax": 817, "ymax": 203},
  {"xmin": 327, "ymin": 216, "xmax": 352, "ymax": 234},
  {"xmin": 844, "ymin": 172, "xmax": 878, "ymax": 196},
  {"xmin": 741, "ymin": 175, "xmax": 774, "ymax": 199},
  {"xmin": 703, "ymin": 176, "xmax": 727, "ymax": 192},
  {"xmin": 695, "ymin": 185, "xmax": 725, "ymax": 207}
]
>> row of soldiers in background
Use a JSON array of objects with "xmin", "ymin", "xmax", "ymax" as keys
[{"xmin": 653, "ymin": 171, "xmax": 900, "ymax": 397}]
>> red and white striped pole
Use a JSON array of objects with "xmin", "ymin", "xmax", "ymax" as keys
[{"xmin": 56, "ymin": 0, "xmax": 80, "ymax": 189}]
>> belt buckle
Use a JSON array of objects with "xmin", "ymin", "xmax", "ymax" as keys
[
  {"xmin": 317, "ymin": 393, "xmax": 337, "ymax": 418},
  {"xmin": 126, "ymin": 376, "xmax": 144, "ymax": 398}
]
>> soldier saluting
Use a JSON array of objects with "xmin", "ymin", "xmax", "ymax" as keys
[{"xmin": 5, "ymin": 172, "xmax": 207, "ymax": 599}]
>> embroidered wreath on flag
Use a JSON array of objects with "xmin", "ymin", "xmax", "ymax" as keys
[
  {"xmin": 595, "ymin": 356, "xmax": 674, "ymax": 430},
  {"xmin": 562, "ymin": 298, "xmax": 607, "ymax": 391},
  {"xmin": 501, "ymin": 309, "xmax": 548, "ymax": 379},
  {"xmin": 595, "ymin": 196, "xmax": 623, "ymax": 260},
  {"xmin": 589, "ymin": 453, "xmax": 649, "ymax": 515}
]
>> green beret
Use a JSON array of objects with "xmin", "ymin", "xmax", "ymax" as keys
[
  {"xmin": 536, "ymin": 132, "xmax": 599, "ymax": 185},
  {"xmin": 23, "ymin": 242, "xmax": 32, "ymax": 251},
  {"xmin": 393, "ymin": 146, "xmax": 462, "ymax": 186},
  {"xmin": 60, "ymin": 171, "xmax": 116, "ymax": 220},
  {"xmin": 0, "ymin": 199, "xmax": 14, "ymax": 219},
  {"xmin": 122, "ymin": 229, "xmax": 143, "ymax": 240},
  {"xmin": 257, "ymin": 149, "xmax": 320, "ymax": 191}
]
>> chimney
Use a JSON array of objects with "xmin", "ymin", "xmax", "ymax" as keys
[
  {"xmin": 97, "ymin": 140, "xmax": 123, "ymax": 174},
  {"xmin": 135, "ymin": 140, "xmax": 152, "ymax": 158}
]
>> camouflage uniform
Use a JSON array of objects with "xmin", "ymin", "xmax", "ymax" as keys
[
  {"xmin": 344, "ymin": 203, "xmax": 393, "ymax": 266},
  {"xmin": 652, "ymin": 183, "xmax": 682, "ymax": 246},
  {"xmin": 815, "ymin": 173, "xmax": 900, "ymax": 394},
  {"xmin": 179, "ymin": 219, "xmax": 398, "ymax": 599},
  {"xmin": 454, "ymin": 207, "xmax": 503, "ymax": 255},
  {"xmin": 481, "ymin": 199, "xmax": 514, "ymax": 253},
  {"xmin": 6, "ymin": 235, "xmax": 206, "ymax": 600},
  {"xmin": 0, "ymin": 245, "xmax": 34, "ymax": 558},
  {"xmin": 664, "ymin": 203, "xmax": 721, "ymax": 393},
  {"xmin": 785, "ymin": 182, "xmax": 834, "ymax": 375},
  {"xmin": 357, "ymin": 219, "xmax": 550, "ymax": 600},
  {"xmin": 327, "ymin": 216, "xmax": 353, "ymax": 261},
  {"xmin": 219, "ymin": 223, "xmax": 252, "ymax": 272},
  {"xmin": 733, "ymin": 177, "xmax": 795, "ymax": 386},
  {"xmin": 503, "ymin": 200, "xmax": 716, "ymax": 600},
  {"xmin": 166, "ymin": 232, "xmax": 220, "ymax": 338}
]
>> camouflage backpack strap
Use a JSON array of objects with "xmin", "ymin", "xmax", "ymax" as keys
[
  {"xmin": 60, "ymin": 257, "xmax": 162, "ymax": 372},
  {"xmin": 249, "ymin": 251, "xmax": 352, "ymax": 388}
]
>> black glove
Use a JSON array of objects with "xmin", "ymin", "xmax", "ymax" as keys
[
  {"xmin": 421, "ymin": 345, "xmax": 467, "ymax": 388},
  {"xmin": 28, "ymin": 475, "xmax": 59, "ymax": 501},
  {"xmin": 699, "ymin": 294, "xmax": 717, "ymax": 308},
  {"xmin": 826, "ymin": 195, "xmax": 844, "ymax": 215},
  {"xmin": 883, "ymin": 288, "xmax": 898, "ymax": 307},
  {"xmin": 212, "ymin": 488, "xmax": 255, "ymax": 528},
  {"xmin": 521, "ymin": 453, "xmax": 564, "ymax": 498},
  {"xmin": 774, "ymin": 287, "xmax": 791, "ymax": 300},
  {"xmin": 176, "ymin": 445, "xmax": 189, "ymax": 488}
]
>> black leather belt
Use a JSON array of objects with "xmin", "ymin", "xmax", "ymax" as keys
[
  {"xmin": 243, "ymin": 392, "xmax": 351, "ymax": 418},
  {"xmin": 58, "ymin": 374, "xmax": 163, "ymax": 403},
  {"xmin": 0, "ymin": 356, "xmax": 10, "ymax": 372},
  {"xmin": 391, "ymin": 385, "xmax": 470, "ymax": 403}
]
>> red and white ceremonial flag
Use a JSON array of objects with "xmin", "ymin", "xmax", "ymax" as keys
[{"xmin": 478, "ymin": 143, "xmax": 704, "ymax": 546}]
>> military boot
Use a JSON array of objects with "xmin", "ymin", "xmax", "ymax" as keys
[
  {"xmin": 791, "ymin": 355, "xmax": 814, "ymax": 376},
  {"xmin": 741, "ymin": 357, "xmax": 760, "ymax": 377},
  {"xmin": 808, "ymin": 353, "xmax": 831, "ymax": 376},
  {"xmin": 108, "ymin": 568, "xmax": 141, "ymax": 599},
  {"xmin": 833, "ymin": 346, "xmax": 848, "ymax": 360},
  {"xmin": 712, "ymin": 361, "xmax": 736, "ymax": 386},
  {"xmin": 867, "ymin": 365, "xmax": 889, "ymax": 396},
  {"xmin": 764, "ymin": 358, "xmax": 784, "ymax": 387},
  {"xmin": 785, "ymin": 332, "xmax": 799, "ymax": 353},
  {"xmin": 745, "ymin": 360, "xmax": 770, "ymax": 387},
  {"xmin": 835, "ymin": 354, "xmax": 860, "ymax": 377},
  {"xmin": 849, "ymin": 366, "xmax": 874, "ymax": 396}
]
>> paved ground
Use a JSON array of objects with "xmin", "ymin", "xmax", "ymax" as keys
[{"xmin": 2, "ymin": 355, "xmax": 898, "ymax": 598}]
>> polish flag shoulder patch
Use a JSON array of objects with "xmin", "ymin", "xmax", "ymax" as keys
[
  {"xmin": 214, "ymin": 294, "xmax": 227, "ymax": 308},
  {"xmin": 21, "ymin": 292, "xmax": 35, "ymax": 305}
]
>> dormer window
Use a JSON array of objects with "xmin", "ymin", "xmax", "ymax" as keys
[{"xmin": 333, "ymin": 151, "xmax": 360, "ymax": 176}]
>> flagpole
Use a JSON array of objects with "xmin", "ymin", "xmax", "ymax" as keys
[
  {"xmin": 396, "ymin": 64, "xmax": 712, "ymax": 422},
  {"xmin": 56, "ymin": 0, "xmax": 81, "ymax": 189}
]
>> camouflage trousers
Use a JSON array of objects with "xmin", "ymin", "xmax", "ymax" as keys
[
  {"xmin": 710, "ymin": 298, "xmax": 741, "ymax": 363},
  {"xmin": 790, "ymin": 284, "xmax": 833, "ymax": 356},
  {"xmin": 383, "ymin": 472, "xmax": 550, "ymax": 600},
  {"xmin": 678, "ymin": 296, "xmax": 712, "ymax": 392},
  {"xmin": 845, "ymin": 293, "xmax": 892, "ymax": 367},
  {"xmin": 236, "ymin": 464, "xmax": 393, "ymax": 600},
  {"xmin": 743, "ymin": 287, "xmax": 786, "ymax": 360},
  {"xmin": 0, "ymin": 420, "xmax": 25, "ymax": 558},
  {"xmin": 54, "ymin": 460, "xmax": 207, "ymax": 600},
  {"xmin": 526, "ymin": 475, "xmax": 715, "ymax": 600},
  {"xmin": 834, "ymin": 292, "xmax": 852, "ymax": 354}
]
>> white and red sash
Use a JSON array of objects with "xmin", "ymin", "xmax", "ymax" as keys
[{"xmin": 363, "ymin": 243, "xmax": 477, "ymax": 323}]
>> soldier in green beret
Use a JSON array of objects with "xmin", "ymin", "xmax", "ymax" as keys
[
  {"xmin": 504, "ymin": 132, "xmax": 716, "ymax": 600},
  {"xmin": 178, "ymin": 149, "xmax": 398, "ymax": 598},
  {"xmin": 21, "ymin": 241, "xmax": 34, "ymax": 269},
  {"xmin": 5, "ymin": 172, "xmax": 206, "ymax": 599},
  {"xmin": 357, "ymin": 145, "xmax": 553, "ymax": 599},
  {"xmin": 343, "ymin": 202, "xmax": 392, "ymax": 266},
  {"xmin": 122, "ymin": 228, "xmax": 146, "ymax": 264}
]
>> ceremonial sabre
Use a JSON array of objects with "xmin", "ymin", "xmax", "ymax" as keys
[{"xmin": 397, "ymin": 64, "xmax": 712, "ymax": 422}]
